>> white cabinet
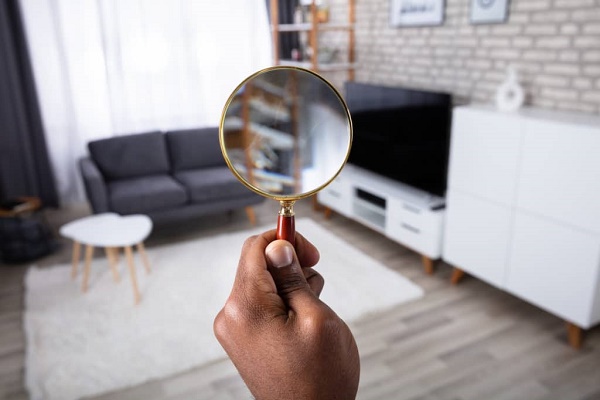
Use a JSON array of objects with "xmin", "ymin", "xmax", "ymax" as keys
[
  {"xmin": 447, "ymin": 107, "xmax": 522, "ymax": 205},
  {"xmin": 517, "ymin": 119, "xmax": 600, "ymax": 233},
  {"xmin": 506, "ymin": 212, "xmax": 600, "ymax": 328},
  {"xmin": 443, "ymin": 190, "xmax": 512, "ymax": 289},
  {"xmin": 319, "ymin": 164, "xmax": 445, "ymax": 264},
  {"xmin": 443, "ymin": 105, "xmax": 600, "ymax": 345}
]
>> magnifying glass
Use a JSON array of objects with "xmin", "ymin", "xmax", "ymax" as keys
[{"xmin": 219, "ymin": 66, "xmax": 352, "ymax": 246}]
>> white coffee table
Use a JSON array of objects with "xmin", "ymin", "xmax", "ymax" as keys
[{"xmin": 60, "ymin": 213, "xmax": 153, "ymax": 304}]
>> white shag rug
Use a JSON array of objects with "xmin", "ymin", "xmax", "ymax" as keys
[{"xmin": 24, "ymin": 218, "xmax": 423, "ymax": 400}]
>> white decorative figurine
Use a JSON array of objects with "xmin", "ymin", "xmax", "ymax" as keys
[{"xmin": 495, "ymin": 66, "xmax": 525, "ymax": 112}]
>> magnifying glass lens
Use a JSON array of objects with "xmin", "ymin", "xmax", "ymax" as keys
[{"xmin": 219, "ymin": 67, "xmax": 352, "ymax": 244}]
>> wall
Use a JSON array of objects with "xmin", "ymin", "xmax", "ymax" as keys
[{"xmin": 326, "ymin": 0, "xmax": 600, "ymax": 114}]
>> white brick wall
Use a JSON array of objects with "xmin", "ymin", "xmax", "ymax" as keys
[{"xmin": 324, "ymin": 0, "xmax": 600, "ymax": 114}]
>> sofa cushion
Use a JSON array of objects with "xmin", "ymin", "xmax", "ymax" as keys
[
  {"xmin": 165, "ymin": 128, "xmax": 225, "ymax": 172},
  {"xmin": 108, "ymin": 174, "xmax": 187, "ymax": 214},
  {"xmin": 88, "ymin": 131, "xmax": 170, "ymax": 180},
  {"xmin": 174, "ymin": 167, "xmax": 249, "ymax": 203}
]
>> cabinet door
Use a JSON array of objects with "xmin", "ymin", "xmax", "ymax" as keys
[
  {"xmin": 517, "ymin": 119, "xmax": 600, "ymax": 234},
  {"xmin": 443, "ymin": 190, "xmax": 513, "ymax": 288},
  {"xmin": 448, "ymin": 107, "xmax": 522, "ymax": 206},
  {"xmin": 506, "ymin": 212, "xmax": 600, "ymax": 328}
]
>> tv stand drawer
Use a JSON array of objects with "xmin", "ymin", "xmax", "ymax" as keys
[
  {"xmin": 386, "ymin": 216, "xmax": 441, "ymax": 257},
  {"xmin": 320, "ymin": 164, "xmax": 445, "ymax": 259},
  {"xmin": 387, "ymin": 199, "xmax": 426, "ymax": 228},
  {"xmin": 386, "ymin": 198, "xmax": 444, "ymax": 257}
]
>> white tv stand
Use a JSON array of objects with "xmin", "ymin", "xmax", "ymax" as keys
[{"xmin": 318, "ymin": 164, "xmax": 445, "ymax": 274}]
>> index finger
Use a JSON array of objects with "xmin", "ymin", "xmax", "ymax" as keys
[{"xmin": 233, "ymin": 233, "xmax": 274, "ymax": 295}]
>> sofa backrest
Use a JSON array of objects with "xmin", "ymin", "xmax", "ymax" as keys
[
  {"xmin": 165, "ymin": 127, "xmax": 224, "ymax": 171},
  {"xmin": 88, "ymin": 131, "xmax": 169, "ymax": 180}
]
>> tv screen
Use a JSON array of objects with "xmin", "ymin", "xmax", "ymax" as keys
[{"xmin": 345, "ymin": 83, "xmax": 451, "ymax": 197}]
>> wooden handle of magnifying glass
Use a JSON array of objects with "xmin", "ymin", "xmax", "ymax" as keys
[{"xmin": 276, "ymin": 214, "xmax": 295, "ymax": 247}]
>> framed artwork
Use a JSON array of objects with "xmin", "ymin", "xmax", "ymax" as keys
[
  {"xmin": 470, "ymin": 0, "xmax": 510, "ymax": 24},
  {"xmin": 390, "ymin": 0, "xmax": 445, "ymax": 27}
]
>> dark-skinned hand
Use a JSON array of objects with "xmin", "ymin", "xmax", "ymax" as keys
[{"xmin": 214, "ymin": 230, "xmax": 360, "ymax": 400}]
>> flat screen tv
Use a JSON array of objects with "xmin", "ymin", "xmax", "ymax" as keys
[{"xmin": 345, "ymin": 82, "xmax": 452, "ymax": 197}]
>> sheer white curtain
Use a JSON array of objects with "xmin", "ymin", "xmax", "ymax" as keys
[{"xmin": 19, "ymin": 0, "xmax": 272, "ymax": 204}]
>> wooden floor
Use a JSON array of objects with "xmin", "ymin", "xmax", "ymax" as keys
[{"xmin": 1, "ymin": 200, "xmax": 600, "ymax": 400}]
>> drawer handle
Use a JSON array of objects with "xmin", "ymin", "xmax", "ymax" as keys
[
  {"xmin": 402, "ymin": 204, "xmax": 421, "ymax": 214},
  {"xmin": 401, "ymin": 223, "xmax": 420, "ymax": 234},
  {"xmin": 328, "ymin": 190, "xmax": 341, "ymax": 198}
]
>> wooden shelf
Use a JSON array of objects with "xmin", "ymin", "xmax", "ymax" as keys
[
  {"xmin": 277, "ymin": 22, "xmax": 355, "ymax": 32},
  {"xmin": 222, "ymin": 116, "xmax": 294, "ymax": 150},
  {"xmin": 278, "ymin": 60, "xmax": 357, "ymax": 72},
  {"xmin": 270, "ymin": 0, "xmax": 355, "ymax": 81},
  {"xmin": 318, "ymin": 22, "xmax": 355, "ymax": 31},
  {"xmin": 277, "ymin": 23, "xmax": 311, "ymax": 32},
  {"xmin": 317, "ymin": 62, "xmax": 358, "ymax": 72},
  {"xmin": 277, "ymin": 60, "xmax": 312, "ymax": 68}
]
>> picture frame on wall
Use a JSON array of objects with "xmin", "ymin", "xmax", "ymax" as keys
[
  {"xmin": 470, "ymin": 0, "xmax": 510, "ymax": 24},
  {"xmin": 390, "ymin": 0, "xmax": 445, "ymax": 27}
]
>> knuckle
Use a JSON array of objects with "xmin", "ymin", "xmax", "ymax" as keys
[
  {"xmin": 304, "ymin": 268, "xmax": 324, "ymax": 284},
  {"xmin": 217, "ymin": 298, "xmax": 246, "ymax": 329},
  {"xmin": 213, "ymin": 309, "xmax": 228, "ymax": 341},
  {"xmin": 241, "ymin": 235, "xmax": 260, "ymax": 251},
  {"xmin": 216, "ymin": 294, "xmax": 270, "ymax": 333},
  {"xmin": 301, "ymin": 307, "xmax": 340, "ymax": 335}
]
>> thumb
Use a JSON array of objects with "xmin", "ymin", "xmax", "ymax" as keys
[{"xmin": 265, "ymin": 240, "xmax": 316, "ymax": 309}]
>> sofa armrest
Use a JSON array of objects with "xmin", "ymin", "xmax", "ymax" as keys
[{"xmin": 79, "ymin": 157, "xmax": 110, "ymax": 213}]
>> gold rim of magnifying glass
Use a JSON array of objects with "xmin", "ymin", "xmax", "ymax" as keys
[{"xmin": 219, "ymin": 66, "xmax": 353, "ymax": 202}]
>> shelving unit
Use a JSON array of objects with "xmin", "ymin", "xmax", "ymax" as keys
[
  {"xmin": 222, "ymin": 73, "xmax": 301, "ymax": 195},
  {"xmin": 269, "ymin": 0, "xmax": 355, "ymax": 81}
]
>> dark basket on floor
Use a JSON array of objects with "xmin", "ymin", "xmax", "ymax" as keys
[{"xmin": 0, "ymin": 217, "xmax": 55, "ymax": 263}]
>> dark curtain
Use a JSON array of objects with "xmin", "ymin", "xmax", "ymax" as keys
[
  {"xmin": 0, "ymin": 0, "xmax": 58, "ymax": 207},
  {"xmin": 266, "ymin": 0, "xmax": 300, "ymax": 60}
]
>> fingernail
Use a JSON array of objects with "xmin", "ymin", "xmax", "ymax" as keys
[{"xmin": 266, "ymin": 242, "xmax": 294, "ymax": 268}]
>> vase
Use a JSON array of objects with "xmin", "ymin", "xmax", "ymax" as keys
[{"xmin": 495, "ymin": 66, "xmax": 525, "ymax": 112}]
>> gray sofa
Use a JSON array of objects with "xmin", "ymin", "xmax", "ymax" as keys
[{"xmin": 79, "ymin": 128, "xmax": 263, "ymax": 225}]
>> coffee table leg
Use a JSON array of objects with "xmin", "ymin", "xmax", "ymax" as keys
[
  {"xmin": 71, "ymin": 241, "xmax": 81, "ymax": 279},
  {"xmin": 105, "ymin": 247, "xmax": 121, "ymax": 282},
  {"xmin": 136, "ymin": 242, "xmax": 151, "ymax": 274},
  {"xmin": 82, "ymin": 245, "xmax": 94, "ymax": 292},
  {"xmin": 125, "ymin": 246, "xmax": 141, "ymax": 304}
]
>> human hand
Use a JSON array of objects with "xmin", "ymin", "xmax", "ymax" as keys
[{"xmin": 214, "ymin": 230, "xmax": 360, "ymax": 400}]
